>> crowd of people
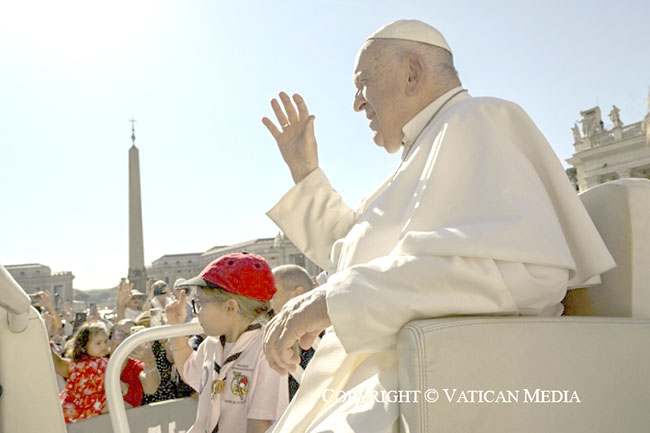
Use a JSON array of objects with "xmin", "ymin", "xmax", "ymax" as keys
[{"xmin": 37, "ymin": 256, "xmax": 319, "ymax": 429}]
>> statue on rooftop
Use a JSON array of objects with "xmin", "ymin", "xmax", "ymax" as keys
[
  {"xmin": 609, "ymin": 105, "xmax": 623, "ymax": 128},
  {"xmin": 580, "ymin": 107, "xmax": 603, "ymax": 137},
  {"xmin": 572, "ymin": 123, "xmax": 582, "ymax": 143}
]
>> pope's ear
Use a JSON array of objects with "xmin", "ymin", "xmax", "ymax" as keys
[
  {"xmin": 293, "ymin": 286, "xmax": 305, "ymax": 297},
  {"xmin": 405, "ymin": 53, "xmax": 424, "ymax": 95}
]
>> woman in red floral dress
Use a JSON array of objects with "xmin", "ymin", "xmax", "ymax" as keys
[{"xmin": 60, "ymin": 323, "xmax": 110, "ymax": 423}]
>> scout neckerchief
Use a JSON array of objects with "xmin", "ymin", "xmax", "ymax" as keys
[
  {"xmin": 206, "ymin": 322, "xmax": 263, "ymax": 433},
  {"xmin": 211, "ymin": 323, "xmax": 261, "ymax": 397}
]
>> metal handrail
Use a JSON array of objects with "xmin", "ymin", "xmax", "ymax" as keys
[{"xmin": 106, "ymin": 321, "xmax": 204, "ymax": 433}]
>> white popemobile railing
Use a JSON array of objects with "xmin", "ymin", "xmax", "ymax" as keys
[
  {"xmin": 106, "ymin": 321, "xmax": 204, "ymax": 433},
  {"xmin": 0, "ymin": 265, "xmax": 31, "ymax": 333}
]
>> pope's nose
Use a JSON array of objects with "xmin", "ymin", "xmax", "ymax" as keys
[{"xmin": 353, "ymin": 91, "xmax": 366, "ymax": 112}]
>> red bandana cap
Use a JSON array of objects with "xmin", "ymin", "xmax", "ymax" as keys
[{"xmin": 182, "ymin": 252, "xmax": 276, "ymax": 301}]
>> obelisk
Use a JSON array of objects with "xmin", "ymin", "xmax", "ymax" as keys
[
  {"xmin": 127, "ymin": 119, "xmax": 147, "ymax": 292},
  {"xmin": 645, "ymin": 88, "xmax": 650, "ymax": 147}
]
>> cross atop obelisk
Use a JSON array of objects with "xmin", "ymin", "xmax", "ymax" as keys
[
  {"xmin": 129, "ymin": 118, "xmax": 137, "ymax": 145},
  {"xmin": 127, "ymin": 119, "xmax": 147, "ymax": 292}
]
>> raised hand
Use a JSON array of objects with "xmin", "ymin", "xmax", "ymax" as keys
[
  {"xmin": 262, "ymin": 92, "xmax": 319, "ymax": 184},
  {"xmin": 117, "ymin": 280, "xmax": 133, "ymax": 308},
  {"xmin": 39, "ymin": 290, "xmax": 51, "ymax": 306},
  {"xmin": 165, "ymin": 290, "xmax": 188, "ymax": 325}
]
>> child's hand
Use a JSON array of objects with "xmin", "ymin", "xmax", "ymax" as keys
[{"xmin": 165, "ymin": 290, "xmax": 187, "ymax": 325}]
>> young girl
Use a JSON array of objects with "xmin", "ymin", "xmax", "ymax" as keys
[
  {"xmin": 166, "ymin": 252, "xmax": 289, "ymax": 433},
  {"xmin": 59, "ymin": 322, "xmax": 110, "ymax": 424}
]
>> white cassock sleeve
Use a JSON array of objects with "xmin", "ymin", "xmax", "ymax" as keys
[
  {"xmin": 325, "ymin": 255, "xmax": 569, "ymax": 354},
  {"xmin": 267, "ymin": 168, "xmax": 356, "ymax": 270},
  {"xmin": 268, "ymin": 171, "xmax": 570, "ymax": 356}
]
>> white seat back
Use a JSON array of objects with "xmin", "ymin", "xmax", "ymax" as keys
[
  {"xmin": 398, "ymin": 179, "xmax": 650, "ymax": 432},
  {"xmin": 565, "ymin": 179, "xmax": 650, "ymax": 317}
]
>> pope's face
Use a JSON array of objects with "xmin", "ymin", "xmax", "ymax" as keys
[{"xmin": 353, "ymin": 40, "xmax": 405, "ymax": 154}]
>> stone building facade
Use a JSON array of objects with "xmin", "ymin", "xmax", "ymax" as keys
[
  {"xmin": 147, "ymin": 233, "xmax": 321, "ymax": 286},
  {"xmin": 566, "ymin": 99, "xmax": 650, "ymax": 192},
  {"xmin": 147, "ymin": 252, "xmax": 205, "ymax": 287},
  {"xmin": 5, "ymin": 264, "xmax": 74, "ymax": 309}
]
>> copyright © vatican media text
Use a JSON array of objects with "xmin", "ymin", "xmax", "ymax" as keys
[{"xmin": 322, "ymin": 388, "xmax": 581, "ymax": 404}]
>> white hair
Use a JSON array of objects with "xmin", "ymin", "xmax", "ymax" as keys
[{"xmin": 385, "ymin": 39, "xmax": 460, "ymax": 86}]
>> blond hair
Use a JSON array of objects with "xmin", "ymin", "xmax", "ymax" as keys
[{"xmin": 200, "ymin": 286, "xmax": 271, "ymax": 320}]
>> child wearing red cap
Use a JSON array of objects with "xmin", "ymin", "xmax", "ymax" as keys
[{"xmin": 166, "ymin": 252, "xmax": 288, "ymax": 433}]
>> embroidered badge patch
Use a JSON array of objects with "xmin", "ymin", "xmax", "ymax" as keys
[
  {"xmin": 230, "ymin": 372, "xmax": 249, "ymax": 401},
  {"xmin": 211, "ymin": 379, "xmax": 225, "ymax": 399}
]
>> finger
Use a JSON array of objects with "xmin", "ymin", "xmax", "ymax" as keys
[
  {"xmin": 267, "ymin": 357, "xmax": 287, "ymax": 376},
  {"xmin": 288, "ymin": 344, "xmax": 301, "ymax": 366},
  {"xmin": 262, "ymin": 317, "xmax": 278, "ymax": 357},
  {"xmin": 268, "ymin": 344, "xmax": 295, "ymax": 374},
  {"xmin": 265, "ymin": 317, "xmax": 294, "ymax": 374},
  {"xmin": 264, "ymin": 341, "xmax": 286, "ymax": 375},
  {"xmin": 262, "ymin": 117, "xmax": 281, "ymax": 140},
  {"xmin": 279, "ymin": 92, "xmax": 299, "ymax": 124},
  {"xmin": 306, "ymin": 115, "xmax": 316, "ymax": 136},
  {"xmin": 293, "ymin": 93, "xmax": 309, "ymax": 120},
  {"xmin": 276, "ymin": 331, "xmax": 301, "ymax": 368},
  {"xmin": 277, "ymin": 315, "xmax": 302, "ymax": 349},
  {"xmin": 299, "ymin": 330, "xmax": 319, "ymax": 350},
  {"xmin": 270, "ymin": 98, "xmax": 289, "ymax": 127},
  {"xmin": 278, "ymin": 346, "xmax": 299, "ymax": 372}
]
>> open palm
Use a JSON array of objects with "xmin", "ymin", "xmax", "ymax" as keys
[{"xmin": 262, "ymin": 92, "xmax": 319, "ymax": 184}]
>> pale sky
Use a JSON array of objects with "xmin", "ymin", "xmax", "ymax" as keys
[{"xmin": 1, "ymin": 0, "xmax": 649, "ymax": 289}]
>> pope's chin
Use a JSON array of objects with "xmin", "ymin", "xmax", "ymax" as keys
[
  {"xmin": 372, "ymin": 133, "xmax": 402, "ymax": 154},
  {"xmin": 371, "ymin": 130, "xmax": 383, "ymax": 148}
]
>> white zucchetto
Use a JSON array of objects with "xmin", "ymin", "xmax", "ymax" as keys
[{"xmin": 366, "ymin": 19, "xmax": 452, "ymax": 54}]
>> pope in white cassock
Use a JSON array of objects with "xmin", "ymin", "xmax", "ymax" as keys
[{"xmin": 260, "ymin": 20, "xmax": 615, "ymax": 433}]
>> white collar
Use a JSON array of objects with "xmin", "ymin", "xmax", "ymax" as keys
[{"xmin": 401, "ymin": 86, "xmax": 467, "ymax": 159}]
